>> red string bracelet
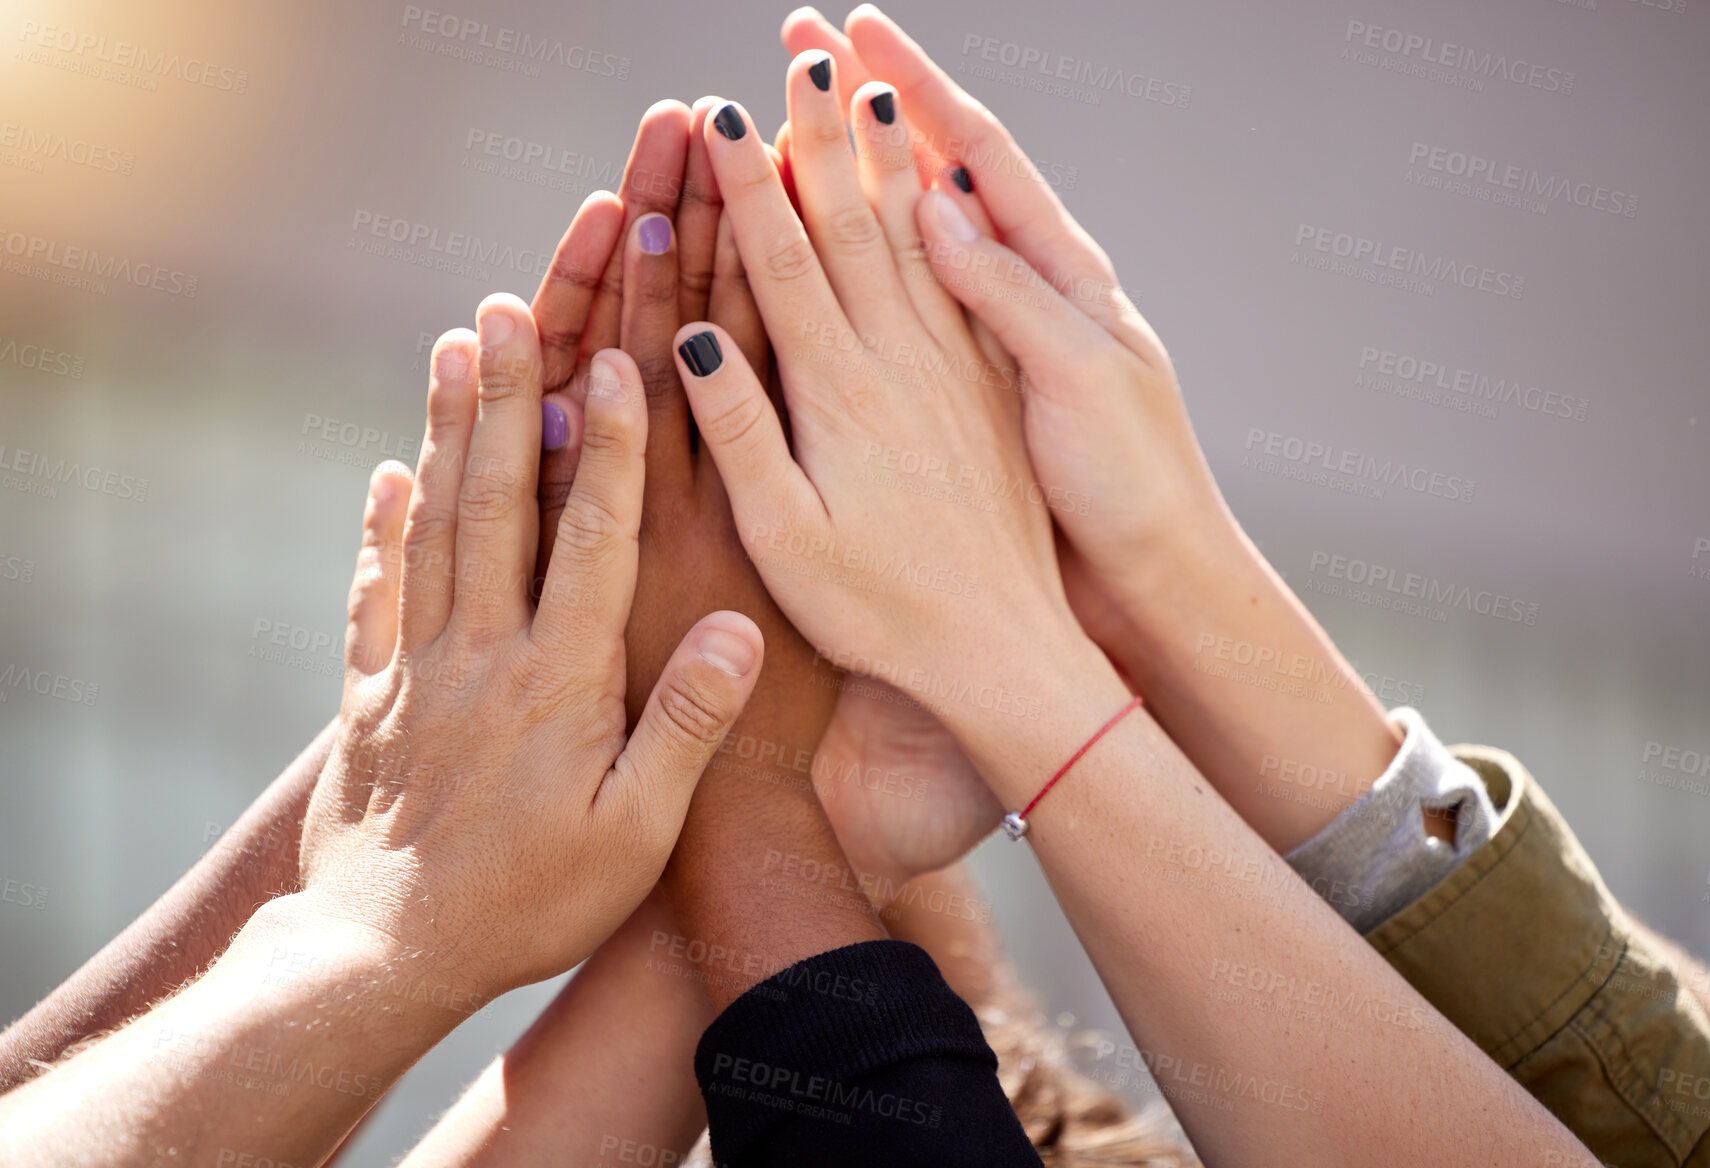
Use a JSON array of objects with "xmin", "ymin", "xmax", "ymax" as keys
[{"xmin": 1002, "ymin": 695, "xmax": 1143, "ymax": 841}]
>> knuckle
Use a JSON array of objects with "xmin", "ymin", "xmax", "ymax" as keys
[
  {"xmin": 537, "ymin": 467, "xmax": 574, "ymax": 516},
  {"xmin": 536, "ymin": 322, "xmax": 584, "ymax": 365},
  {"xmin": 678, "ymin": 264, "xmax": 714, "ymax": 301},
  {"xmin": 402, "ymin": 504, "xmax": 456, "ymax": 554},
  {"xmin": 556, "ymin": 494, "xmax": 626, "ymax": 558},
  {"xmin": 803, "ymin": 114, "xmax": 850, "ymax": 147},
  {"xmin": 836, "ymin": 380, "xmax": 888, "ymax": 427},
  {"xmin": 894, "ymin": 237, "xmax": 931, "ymax": 270},
  {"xmin": 584, "ymin": 400, "xmax": 645, "ymax": 454},
  {"xmin": 761, "ymin": 235, "xmax": 820, "ymax": 284},
  {"xmin": 478, "ymin": 367, "xmax": 534, "ymax": 405},
  {"xmin": 824, "ymin": 207, "xmax": 885, "ymax": 251},
  {"xmin": 426, "ymin": 378, "xmax": 471, "ymax": 428},
  {"xmin": 597, "ymin": 265, "xmax": 626, "ymax": 303},
  {"xmin": 657, "ymin": 674, "xmax": 730, "ymax": 749},
  {"xmin": 634, "ymin": 266, "xmax": 677, "ymax": 308},
  {"xmin": 679, "ymin": 177, "xmax": 719, "ymax": 211},
  {"xmin": 546, "ymin": 252, "xmax": 601, "ymax": 292},
  {"xmin": 458, "ymin": 472, "xmax": 520, "ymax": 526},
  {"xmin": 633, "ymin": 351, "xmax": 680, "ymax": 403},
  {"xmin": 698, "ymin": 389, "xmax": 768, "ymax": 451}
]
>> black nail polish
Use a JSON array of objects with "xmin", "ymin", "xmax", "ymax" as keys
[
  {"xmin": 808, "ymin": 57, "xmax": 832, "ymax": 92},
  {"xmin": 679, "ymin": 331, "xmax": 724, "ymax": 377},
  {"xmin": 713, "ymin": 104, "xmax": 747, "ymax": 141},
  {"xmin": 869, "ymin": 91, "xmax": 896, "ymax": 124},
  {"xmin": 951, "ymin": 166, "xmax": 973, "ymax": 193}
]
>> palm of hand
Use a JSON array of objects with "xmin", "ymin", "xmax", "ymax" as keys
[{"xmin": 814, "ymin": 677, "xmax": 1001, "ymax": 886}]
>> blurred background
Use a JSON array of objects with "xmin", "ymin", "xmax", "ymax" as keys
[{"xmin": 1, "ymin": 0, "xmax": 1705, "ymax": 1161}]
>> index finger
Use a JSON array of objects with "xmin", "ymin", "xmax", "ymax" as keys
[
  {"xmin": 845, "ymin": 7, "xmax": 1145, "ymax": 344},
  {"xmin": 700, "ymin": 99, "xmax": 849, "ymax": 400}
]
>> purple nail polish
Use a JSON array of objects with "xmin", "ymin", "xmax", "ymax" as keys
[
  {"xmin": 638, "ymin": 215, "xmax": 672, "ymax": 255},
  {"xmin": 542, "ymin": 401, "xmax": 569, "ymax": 451}
]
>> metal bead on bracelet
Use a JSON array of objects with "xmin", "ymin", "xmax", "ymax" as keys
[{"xmin": 1002, "ymin": 696, "xmax": 1143, "ymax": 842}]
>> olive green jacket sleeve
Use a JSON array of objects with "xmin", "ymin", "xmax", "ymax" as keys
[{"xmin": 1367, "ymin": 744, "xmax": 1710, "ymax": 1166}]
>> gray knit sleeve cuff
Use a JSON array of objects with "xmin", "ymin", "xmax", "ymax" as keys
[{"xmin": 1284, "ymin": 707, "xmax": 1497, "ymax": 933}]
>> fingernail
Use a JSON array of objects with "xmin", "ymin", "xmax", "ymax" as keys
[
  {"xmin": 868, "ymin": 91, "xmax": 896, "ymax": 124},
  {"xmin": 714, "ymin": 104, "xmax": 747, "ymax": 141},
  {"xmin": 951, "ymin": 166, "xmax": 973, "ymax": 193},
  {"xmin": 542, "ymin": 401, "xmax": 569, "ymax": 451},
  {"xmin": 697, "ymin": 627, "xmax": 757, "ymax": 678},
  {"xmin": 808, "ymin": 56, "xmax": 832, "ymax": 92},
  {"xmin": 638, "ymin": 213, "xmax": 672, "ymax": 255},
  {"xmin": 587, "ymin": 354, "xmax": 624, "ymax": 400},
  {"xmin": 478, "ymin": 309, "xmax": 515, "ymax": 346},
  {"xmin": 369, "ymin": 463, "xmax": 408, "ymax": 507},
  {"xmin": 434, "ymin": 345, "xmax": 470, "ymax": 383},
  {"xmin": 678, "ymin": 331, "xmax": 723, "ymax": 377},
  {"xmin": 933, "ymin": 190, "xmax": 979, "ymax": 243}
]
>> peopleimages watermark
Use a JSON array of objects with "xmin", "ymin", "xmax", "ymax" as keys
[
  {"xmin": 1089, "ymin": 1038, "xmax": 1327, "ymax": 1114},
  {"xmin": 0, "ymin": 663, "xmax": 99, "ymax": 706},
  {"xmin": 810, "ymin": 647, "xmax": 1044, "ymax": 721},
  {"xmin": 858, "ymin": 440, "xmax": 1091, "ymax": 516},
  {"xmin": 348, "ymin": 209, "xmax": 552, "ymax": 282},
  {"xmin": 0, "ymin": 229, "xmax": 199, "ymax": 297},
  {"xmin": 1292, "ymin": 224, "xmax": 1524, "ymax": 301},
  {"xmin": 1340, "ymin": 20, "xmax": 1575, "ymax": 96},
  {"xmin": 747, "ymin": 522, "xmax": 979, "ymax": 601},
  {"xmin": 215, "ymin": 1150, "xmax": 306, "ymax": 1168},
  {"xmin": 957, "ymin": 33, "xmax": 1191, "ymax": 109},
  {"xmin": 0, "ymin": 441, "xmax": 150, "ymax": 503},
  {"xmin": 1242, "ymin": 428, "xmax": 1476, "ymax": 504},
  {"xmin": 1356, "ymin": 347, "xmax": 1588, "ymax": 424},
  {"xmin": 1204, "ymin": 957, "xmax": 1431, "ymax": 1032},
  {"xmin": 1405, "ymin": 141, "xmax": 1637, "ymax": 220},
  {"xmin": 0, "ymin": 554, "xmax": 36, "ymax": 585},
  {"xmin": 1690, "ymin": 537, "xmax": 1710, "ymax": 582},
  {"xmin": 149, "ymin": 1026, "xmax": 383, "ymax": 1099},
  {"xmin": 462, "ymin": 128, "xmax": 625, "ymax": 195},
  {"xmin": 1637, "ymin": 740, "xmax": 1710, "ymax": 801},
  {"xmin": 398, "ymin": 6, "xmax": 630, "ymax": 80},
  {"xmin": 595, "ymin": 1136, "xmax": 691, "ymax": 1167},
  {"xmin": 16, "ymin": 20, "xmax": 250, "ymax": 94},
  {"xmin": 705, "ymin": 1052, "xmax": 944, "ymax": 1128},
  {"xmin": 1, "ymin": 877, "xmax": 48, "ymax": 911},
  {"xmin": 1302, "ymin": 550, "xmax": 1540, "ymax": 627},
  {"xmin": 298, "ymin": 413, "xmax": 420, "ymax": 470},
  {"xmin": 0, "ymin": 336, "xmax": 84, "ymax": 380},
  {"xmin": 0, "ymin": 121, "xmax": 135, "ymax": 177},
  {"xmin": 1549, "ymin": 0, "xmax": 1686, "ymax": 15}
]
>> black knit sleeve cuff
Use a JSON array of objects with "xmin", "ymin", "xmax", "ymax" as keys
[{"xmin": 694, "ymin": 939, "xmax": 998, "ymax": 1158}]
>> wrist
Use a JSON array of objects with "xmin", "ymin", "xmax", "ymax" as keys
[
  {"xmin": 237, "ymin": 892, "xmax": 496, "ymax": 1028},
  {"xmin": 937, "ymin": 625, "xmax": 1132, "ymax": 810},
  {"xmin": 1102, "ymin": 503, "xmax": 1256, "ymax": 674}
]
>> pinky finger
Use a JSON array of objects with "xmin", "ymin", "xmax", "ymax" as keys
[{"xmin": 345, "ymin": 461, "xmax": 414, "ymax": 682}]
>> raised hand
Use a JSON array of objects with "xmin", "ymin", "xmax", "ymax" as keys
[
  {"xmin": 673, "ymin": 68, "xmax": 1116, "ymax": 799},
  {"xmin": 784, "ymin": 6, "xmax": 1403, "ymax": 851},
  {"xmin": 300, "ymin": 297, "xmax": 764, "ymax": 999}
]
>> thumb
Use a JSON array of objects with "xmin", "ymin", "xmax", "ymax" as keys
[{"xmin": 601, "ymin": 611, "xmax": 765, "ymax": 842}]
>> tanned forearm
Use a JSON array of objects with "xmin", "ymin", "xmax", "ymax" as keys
[
  {"xmin": 880, "ymin": 863, "xmax": 1015, "ymax": 1010},
  {"xmin": 0, "ymin": 718, "xmax": 335, "ymax": 1092},
  {"xmin": 398, "ymin": 890, "xmax": 712, "ymax": 1168},
  {"xmin": 661, "ymin": 677, "xmax": 883, "ymax": 1012},
  {"xmin": 0, "ymin": 893, "xmax": 465, "ymax": 1168}
]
